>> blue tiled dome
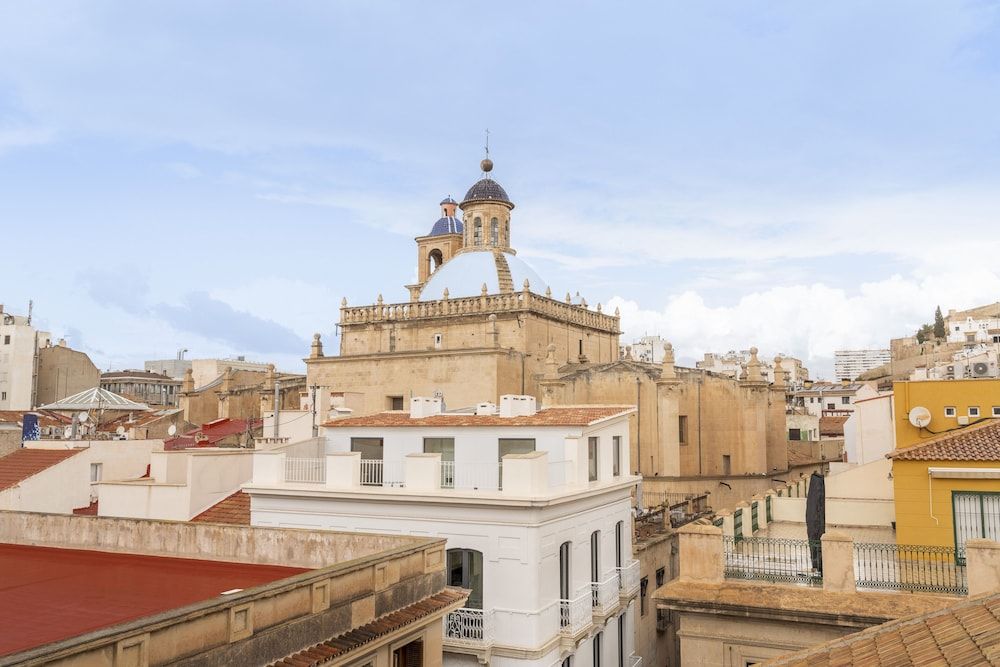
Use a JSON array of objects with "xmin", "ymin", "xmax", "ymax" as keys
[
  {"xmin": 461, "ymin": 178, "xmax": 513, "ymax": 209},
  {"xmin": 429, "ymin": 216, "xmax": 463, "ymax": 236}
]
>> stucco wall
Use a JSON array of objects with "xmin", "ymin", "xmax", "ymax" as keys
[{"xmin": 893, "ymin": 378, "xmax": 1000, "ymax": 449}]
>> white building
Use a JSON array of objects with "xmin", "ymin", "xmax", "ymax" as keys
[
  {"xmin": 833, "ymin": 349, "xmax": 891, "ymax": 381},
  {"xmin": 244, "ymin": 395, "xmax": 643, "ymax": 667},
  {"xmin": 843, "ymin": 392, "xmax": 895, "ymax": 465},
  {"xmin": 696, "ymin": 350, "xmax": 809, "ymax": 385},
  {"xmin": 0, "ymin": 305, "xmax": 51, "ymax": 410},
  {"xmin": 790, "ymin": 382, "xmax": 878, "ymax": 417},
  {"xmin": 145, "ymin": 355, "xmax": 271, "ymax": 385},
  {"xmin": 945, "ymin": 309, "xmax": 1000, "ymax": 345},
  {"xmin": 915, "ymin": 344, "xmax": 1000, "ymax": 380},
  {"xmin": 625, "ymin": 335, "xmax": 668, "ymax": 364}
]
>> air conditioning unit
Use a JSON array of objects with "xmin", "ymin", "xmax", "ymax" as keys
[
  {"xmin": 973, "ymin": 362, "xmax": 990, "ymax": 377},
  {"xmin": 958, "ymin": 416, "xmax": 971, "ymax": 426}
]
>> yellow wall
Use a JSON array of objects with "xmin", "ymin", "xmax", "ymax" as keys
[
  {"xmin": 893, "ymin": 458, "xmax": 1000, "ymax": 549},
  {"xmin": 892, "ymin": 379, "xmax": 1000, "ymax": 449}
]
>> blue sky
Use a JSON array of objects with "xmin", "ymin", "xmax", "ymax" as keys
[{"xmin": 1, "ymin": 1, "xmax": 1000, "ymax": 378}]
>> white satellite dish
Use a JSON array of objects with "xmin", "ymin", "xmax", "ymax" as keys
[
  {"xmin": 908, "ymin": 406, "xmax": 932, "ymax": 429},
  {"xmin": 116, "ymin": 426, "xmax": 126, "ymax": 436},
  {"xmin": 167, "ymin": 424, "xmax": 178, "ymax": 436},
  {"xmin": 78, "ymin": 411, "xmax": 90, "ymax": 423}
]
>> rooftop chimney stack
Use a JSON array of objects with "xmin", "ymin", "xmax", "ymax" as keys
[{"xmin": 499, "ymin": 395, "xmax": 537, "ymax": 418}]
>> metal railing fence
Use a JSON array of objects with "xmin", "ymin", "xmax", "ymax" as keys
[
  {"xmin": 724, "ymin": 536, "xmax": 822, "ymax": 587},
  {"xmin": 854, "ymin": 542, "xmax": 967, "ymax": 595}
]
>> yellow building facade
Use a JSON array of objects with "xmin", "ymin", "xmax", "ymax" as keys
[{"xmin": 892, "ymin": 378, "xmax": 1000, "ymax": 450}]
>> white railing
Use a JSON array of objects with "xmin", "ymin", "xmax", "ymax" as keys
[
  {"xmin": 359, "ymin": 459, "xmax": 405, "ymax": 487},
  {"xmin": 616, "ymin": 559, "xmax": 640, "ymax": 596},
  {"xmin": 591, "ymin": 575, "xmax": 619, "ymax": 615},
  {"xmin": 559, "ymin": 588, "xmax": 592, "ymax": 636},
  {"xmin": 284, "ymin": 457, "xmax": 326, "ymax": 483},
  {"xmin": 439, "ymin": 460, "xmax": 455, "ymax": 489},
  {"xmin": 629, "ymin": 653, "xmax": 642, "ymax": 667},
  {"xmin": 547, "ymin": 459, "xmax": 572, "ymax": 488},
  {"xmin": 443, "ymin": 608, "xmax": 494, "ymax": 646},
  {"xmin": 449, "ymin": 461, "xmax": 502, "ymax": 491}
]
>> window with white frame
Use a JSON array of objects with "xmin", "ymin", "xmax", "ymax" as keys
[
  {"xmin": 90, "ymin": 463, "xmax": 103, "ymax": 483},
  {"xmin": 993, "ymin": 407, "xmax": 1000, "ymax": 417},
  {"xmin": 970, "ymin": 406, "xmax": 981, "ymax": 417},
  {"xmin": 945, "ymin": 406, "xmax": 957, "ymax": 418}
]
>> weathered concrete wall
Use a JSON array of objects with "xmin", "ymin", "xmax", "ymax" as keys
[
  {"xmin": 636, "ymin": 532, "xmax": 676, "ymax": 667},
  {"xmin": 34, "ymin": 345, "xmax": 99, "ymax": 406}
]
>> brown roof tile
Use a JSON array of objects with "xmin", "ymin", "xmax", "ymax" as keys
[
  {"xmin": 764, "ymin": 592, "xmax": 1000, "ymax": 666},
  {"xmin": 0, "ymin": 448, "xmax": 83, "ymax": 492},
  {"xmin": 269, "ymin": 588, "xmax": 468, "ymax": 666},
  {"xmin": 191, "ymin": 490, "xmax": 250, "ymax": 525},
  {"xmin": 890, "ymin": 419, "xmax": 1000, "ymax": 462},
  {"xmin": 324, "ymin": 406, "xmax": 634, "ymax": 429}
]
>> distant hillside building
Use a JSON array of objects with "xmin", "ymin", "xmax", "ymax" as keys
[
  {"xmin": 945, "ymin": 302, "xmax": 1000, "ymax": 345},
  {"xmin": 834, "ymin": 348, "xmax": 891, "ymax": 381},
  {"xmin": 697, "ymin": 349, "xmax": 809, "ymax": 385}
]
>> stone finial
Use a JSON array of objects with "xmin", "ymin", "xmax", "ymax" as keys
[
  {"xmin": 581, "ymin": 298, "xmax": 588, "ymax": 308},
  {"xmin": 310, "ymin": 333, "xmax": 324, "ymax": 359},
  {"xmin": 340, "ymin": 297, "xmax": 347, "ymax": 307},
  {"xmin": 597, "ymin": 303, "xmax": 602, "ymax": 313},
  {"xmin": 376, "ymin": 293, "xmax": 383, "ymax": 305},
  {"xmin": 614, "ymin": 306, "xmax": 620, "ymax": 316},
  {"xmin": 181, "ymin": 367, "xmax": 194, "ymax": 393},
  {"xmin": 625, "ymin": 345, "xmax": 632, "ymax": 360},
  {"xmin": 772, "ymin": 356, "xmax": 786, "ymax": 388},
  {"xmin": 746, "ymin": 346, "xmax": 764, "ymax": 383},
  {"xmin": 661, "ymin": 341, "xmax": 677, "ymax": 379},
  {"xmin": 523, "ymin": 279, "xmax": 530, "ymax": 292},
  {"xmin": 545, "ymin": 286, "xmax": 552, "ymax": 298},
  {"xmin": 565, "ymin": 292, "xmax": 572, "ymax": 304},
  {"xmin": 481, "ymin": 283, "xmax": 488, "ymax": 296},
  {"xmin": 442, "ymin": 287, "xmax": 450, "ymax": 300},
  {"xmin": 544, "ymin": 343, "xmax": 559, "ymax": 379}
]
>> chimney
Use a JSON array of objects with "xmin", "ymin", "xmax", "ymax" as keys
[
  {"xmin": 475, "ymin": 402, "xmax": 497, "ymax": 416},
  {"xmin": 499, "ymin": 395, "xmax": 537, "ymax": 418},
  {"xmin": 410, "ymin": 396, "xmax": 443, "ymax": 418}
]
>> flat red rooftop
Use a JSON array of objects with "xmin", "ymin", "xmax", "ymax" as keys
[{"xmin": 0, "ymin": 543, "xmax": 309, "ymax": 657}]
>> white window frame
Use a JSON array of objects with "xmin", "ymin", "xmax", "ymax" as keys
[
  {"xmin": 90, "ymin": 462, "xmax": 103, "ymax": 483},
  {"xmin": 969, "ymin": 406, "xmax": 981, "ymax": 417},
  {"xmin": 945, "ymin": 406, "xmax": 957, "ymax": 418}
]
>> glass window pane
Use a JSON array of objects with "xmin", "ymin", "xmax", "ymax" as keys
[{"xmin": 351, "ymin": 438, "xmax": 383, "ymax": 459}]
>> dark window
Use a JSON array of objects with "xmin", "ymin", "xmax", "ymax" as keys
[
  {"xmin": 615, "ymin": 521, "xmax": 623, "ymax": 567},
  {"xmin": 827, "ymin": 402, "xmax": 835, "ymax": 411},
  {"xmin": 612, "ymin": 436, "xmax": 621, "ymax": 476},
  {"xmin": 393, "ymin": 638, "xmax": 423, "ymax": 667},
  {"xmin": 591, "ymin": 531, "xmax": 600, "ymax": 581},
  {"xmin": 788, "ymin": 428, "xmax": 801, "ymax": 441},
  {"xmin": 618, "ymin": 614, "xmax": 625, "ymax": 667},
  {"xmin": 722, "ymin": 455, "xmax": 731, "ymax": 476},
  {"xmin": 588, "ymin": 436, "xmax": 599, "ymax": 481},
  {"xmin": 490, "ymin": 217, "xmax": 499, "ymax": 244},
  {"xmin": 388, "ymin": 395, "xmax": 404, "ymax": 410},
  {"xmin": 559, "ymin": 542, "xmax": 572, "ymax": 601},
  {"xmin": 350, "ymin": 438, "xmax": 383, "ymax": 459},
  {"xmin": 678, "ymin": 415, "xmax": 688, "ymax": 445},
  {"xmin": 841, "ymin": 396, "xmax": 850, "ymax": 405},
  {"xmin": 447, "ymin": 548, "xmax": 484, "ymax": 608},
  {"xmin": 2, "ymin": 336, "xmax": 8, "ymax": 345},
  {"xmin": 474, "ymin": 218, "xmax": 482, "ymax": 245},
  {"xmin": 593, "ymin": 632, "xmax": 602, "ymax": 667},
  {"xmin": 640, "ymin": 576, "xmax": 648, "ymax": 615},
  {"xmin": 656, "ymin": 567, "xmax": 665, "ymax": 587}
]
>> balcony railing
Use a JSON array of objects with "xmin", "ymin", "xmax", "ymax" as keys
[
  {"xmin": 724, "ymin": 536, "xmax": 822, "ymax": 587},
  {"xmin": 591, "ymin": 575, "xmax": 619, "ymax": 615},
  {"xmin": 854, "ymin": 542, "xmax": 967, "ymax": 595},
  {"xmin": 616, "ymin": 559, "xmax": 640, "ymax": 596},
  {"xmin": 559, "ymin": 588, "xmax": 592, "ymax": 636},
  {"xmin": 628, "ymin": 653, "xmax": 642, "ymax": 667},
  {"xmin": 359, "ymin": 459, "xmax": 405, "ymax": 487},
  {"xmin": 284, "ymin": 457, "xmax": 326, "ymax": 484},
  {"xmin": 438, "ymin": 461, "xmax": 502, "ymax": 491},
  {"xmin": 443, "ymin": 608, "xmax": 494, "ymax": 646}
]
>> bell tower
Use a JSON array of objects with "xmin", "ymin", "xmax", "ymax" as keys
[
  {"xmin": 407, "ymin": 196, "xmax": 464, "ymax": 301},
  {"xmin": 459, "ymin": 157, "xmax": 515, "ymax": 254}
]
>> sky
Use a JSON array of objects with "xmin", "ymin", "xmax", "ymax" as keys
[{"xmin": 1, "ymin": 1, "xmax": 1000, "ymax": 379}]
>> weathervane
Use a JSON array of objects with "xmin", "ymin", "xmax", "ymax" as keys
[{"xmin": 481, "ymin": 129, "xmax": 493, "ymax": 174}]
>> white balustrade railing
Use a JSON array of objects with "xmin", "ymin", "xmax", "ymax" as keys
[
  {"xmin": 443, "ymin": 607, "xmax": 494, "ymax": 646},
  {"xmin": 591, "ymin": 574, "xmax": 619, "ymax": 615},
  {"xmin": 439, "ymin": 460, "xmax": 456, "ymax": 488},
  {"xmin": 449, "ymin": 461, "xmax": 502, "ymax": 491},
  {"xmin": 558, "ymin": 588, "xmax": 592, "ymax": 636},
  {"xmin": 616, "ymin": 559, "xmax": 640, "ymax": 596},
  {"xmin": 359, "ymin": 459, "xmax": 405, "ymax": 487},
  {"xmin": 284, "ymin": 457, "xmax": 326, "ymax": 484}
]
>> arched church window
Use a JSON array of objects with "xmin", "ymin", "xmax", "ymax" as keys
[
  {"xmin": 474, "ymin": 218, "xmax": 482, "ymax": 245},
  {"xmin": 428, "ymin": 249, "xmax": 444, "ymax": 274},
  {"xmin": 505, "ymin": 220, "xmax": 510, "ymax": 244},
  {"xmin": 491, "ymin": 218, "xmax": 499, "ymax": 245}
]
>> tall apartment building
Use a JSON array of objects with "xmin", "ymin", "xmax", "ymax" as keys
[
  {"xmin": 245, "ymin": 396, "xmax": 643, "ymax": 667},
  {"xmin": 0, "ymin": 305, "xmax": 50, "ymax": 410},
  {"xmin": 833, "ymin": 348, "xmax": 890, "ymax": 381}
]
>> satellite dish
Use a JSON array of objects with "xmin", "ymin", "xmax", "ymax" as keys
[
  {"xmin": 78, "ymin": 411, "xmax": 90, "ymax": 423},
  {"xmin": 909, "ymin": 406, "xmax": 932, "ymax": 429},
  {"xmin": 116, "ymin": 426, "xmax": 126, "ymax": 436},
  {"xmin": 167, "ymin": 424, "xmax": 177, "ymax": 436}
]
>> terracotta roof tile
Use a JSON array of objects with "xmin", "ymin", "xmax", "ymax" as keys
[
  {"xmin": 324, "ymin": 406, "xmax": 634, "ymax": 429},
  {"xmin": 191, "ymin": 491, "xmax": 250, "ymax": 525},
  {"xmin": 0, "ymin": 448, "xmax": 83, "ymax": 492},
  {"xmin": 269, "ymin": 588, "xmax": 468, "ymax": 666},
  {"xmin": 890, "ymin": 419, "xmax": 1000, "ymax": 462},
  {"xmin": 764, "ymin": 592, "xmax": 1000, "ymax": 666}
]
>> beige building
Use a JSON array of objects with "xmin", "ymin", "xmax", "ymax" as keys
[
  {"xmin": 101, "ymin": 369, "xmax": 182, "ymax": 407},
  {"xmin": 0, "ymin": 305, "xmax": 50, "ymax": 410},
  {"xmin": 179, "ymin": 363, "xmax": 304, "ymax": 426},
  {"xmin": 34, "ymin": 341, "xmax": 99, "ymax": 407}
]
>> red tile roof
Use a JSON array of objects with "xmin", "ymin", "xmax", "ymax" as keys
[
  {"xmin": 191, "ymin": 491, "xmax": 250, "ymax": 525},
  {"xmin": 324, "ymin": 406, "xmax": 634, "ymax": 428},
  {"xmin": 0, "ymin": 410, "xmax": 70, "ymax": 428},
  {"xmin": 72, "ymin": 500, "xmax": 98, "ymax": 516},
  {"xmin": 270, "ymin": 588, "xmax": 468, "ymax": 667},
  {"xmin": 890, "ymin": 419, "xmax": 1000, "ymax": 462},
  {"xmin": 764, "ymin": 591, "xmax": 1000, "ymax": 666},
  {"xmin": 164, "ymin": 417, "xmax": 261, "ymax": 450},
  {"xmin": 0, "ymin": 543, "xmax": 308, "ymax": 658},
  {"xmin": 819, "ymin": 415, "xmax": 848, "ymax": 437},
  {"xmin": 0, "ymin": 448, "xmax": 83, "ymax": 492}
]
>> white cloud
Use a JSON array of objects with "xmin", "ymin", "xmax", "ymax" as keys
[
  {"xmin": 607, "ymin": 268, "xmax": 1000, "ymax": 379},
  {"xmin": 0, "ymin": 125, "xmax": 54, "ymax": 153}
]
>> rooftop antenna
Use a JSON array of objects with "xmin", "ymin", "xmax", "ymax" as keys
[
  {"xmin": 27, "ymin": 299, "xmax": 33, "ymax": 325},
  {"xmin": 481, "ymin": 129, "xmax": 494, "ymax": 176}
]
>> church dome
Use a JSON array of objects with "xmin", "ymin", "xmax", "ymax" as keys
[
  {"xmin": 421, "ymin": 251, "xmax": 548, "ymax": 300},
  {"xmin": 428, "ymin": 216, "xmax": 463, "ymax": 236},
  {"xmin": 461, "ymin": 178, "xmax": 513, "ymax": 209}
]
